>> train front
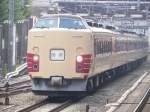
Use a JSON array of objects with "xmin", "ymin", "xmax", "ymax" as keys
[{"xmin": 27, "ymin": 15, "xmax": 94, "ymax": 96}]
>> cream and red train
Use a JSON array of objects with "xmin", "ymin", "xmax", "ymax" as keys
[{"xmin": 27, "ymin": 14, "xmax": 148, "ymax": 96}]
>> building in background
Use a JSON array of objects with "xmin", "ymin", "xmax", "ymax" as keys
[{"xmin": 47, "ymin": 0, "xmax": 150, "ymax": 34}]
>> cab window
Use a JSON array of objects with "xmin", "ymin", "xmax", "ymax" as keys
[
  {"xmin": 35, "ymin": 18, "xmax": 58, "ymax": 28},
  {"xmin": 59, "ymin": 17, "xmax": 86, "ymax": 29}
]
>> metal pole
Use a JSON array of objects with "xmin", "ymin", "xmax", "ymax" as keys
[
  {"xmin": 5, "ymin": 82, "xmax": 9, "ymax": 105},
  {"xmin": 86, "ymin": 104, "xmax": 89, "ymax": 112},
  {"xmin": 137, "ymin": 0, "xmax": 141, "ymax": 11},
  {"xmin": 0, "ymin": 25, "xmax": 2, "ymax": 75},
  {"xmin": 8, "ymin": 0, "xmax": 16, "ymax": 72}
]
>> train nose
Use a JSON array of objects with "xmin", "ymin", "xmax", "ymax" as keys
[{"xmin": 28, "ymin": 30, "xmax": 92, "ymax": 79}]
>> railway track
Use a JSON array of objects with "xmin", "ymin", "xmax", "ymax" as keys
[
  {"xmin": 16, "ymin": 97, "xmax": 84, "ymax": 112},
  {"xmin": 133, "ymin": 87, "xmax": 150, "ymax": 112},
  {"xmin": 0, "ymin": 79, "xmax": 31, "ymax": 98},
  {"xmin": 0, "ymin": 80, "xmax": 31, "ymax": 89},
  {"xmin": 0, "ymin": 86, "xmax": 31, "ymax": 98},
  {"xmin": 16, "ymin": 98, "xmax": 48, "ymax": 112}
]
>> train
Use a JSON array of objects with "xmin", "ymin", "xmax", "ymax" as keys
[{"xmin": 27, "ymin": 14, "xmax": 148, "ymax": 96}]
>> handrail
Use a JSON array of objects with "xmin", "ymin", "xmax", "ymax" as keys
[{"xmin": 5, "ymin": 63, "xmax": 27, "ymax": 80}]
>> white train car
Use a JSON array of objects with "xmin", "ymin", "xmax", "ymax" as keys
[{"xmin": 27, "ymin": 14, "xmax": 148, "ymax": 96}]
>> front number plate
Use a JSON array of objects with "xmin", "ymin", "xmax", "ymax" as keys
[
  {"xmin": 50, "ymin": 76, "xmax": 63, "ymax": 86},
  {"xmin": 50, "ymin": 49, "xmax": 65, "ymax": 61}
]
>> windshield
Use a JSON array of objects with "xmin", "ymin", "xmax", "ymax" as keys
[
  {"xmin": 59, "ymin": 17, "xmax": 86, "ymax": 29},
  {"xmin": 34, "ymin": 16, "xmax": 86, "ymax": 29},
  {"xmin": 35, "ymin": 18, "xmax": 58, "ymax": 28}
]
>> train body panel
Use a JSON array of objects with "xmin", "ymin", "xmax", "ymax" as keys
[
  {"xmin": 92, "ymin": 31, "xmax": 114, "ymax": 74},
  {"xmin": 28, "ymin": 29, "xmax": 93, "ymax": 79}
]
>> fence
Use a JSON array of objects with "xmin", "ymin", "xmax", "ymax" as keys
[{"xmin": 0, "ymin": 18, "xmax": 33, "ymax": 76}]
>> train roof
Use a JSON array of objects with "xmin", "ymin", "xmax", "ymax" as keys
[
  {"xmin": 89, "ymin": 27, "xmax": 118, "ymax": 34},
  {"xmin": 41, "ymin": 14, "xmax": 82, "ymax": 19}
]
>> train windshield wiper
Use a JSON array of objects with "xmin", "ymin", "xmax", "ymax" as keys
[{"xmin": 36, "ymin": 26, "xmax": 49, "ymax": 28}]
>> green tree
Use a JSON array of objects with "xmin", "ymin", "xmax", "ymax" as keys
[
  {"xmin": 2, "ymin": 64, "xmax": 8, "ymax": 77},
  {"xmin": 23, "ymin": 0, "xmax": 32, "ymax": 18},
  {"xmin": 14, "ymin": 0, "xmax": 25, "ymax": 21},
  {"xmin": 0, "ymin": 0, "xmax": 32, "ymax": 22},
  {"xmin": 0, "ymin": 0, "xmax": 9, "ymax": 22}
]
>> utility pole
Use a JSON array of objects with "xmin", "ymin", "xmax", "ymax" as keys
[
  {"xmin": 137, "ymin": 0, "xmax": 141, "ymax": 11},
  {"xmin": 0, "ymin": 25, "xmax": 2, "ymax": 75},
  {"xmin": 8, "ymin": 0, "xmax": 16, "ymax": 72}
]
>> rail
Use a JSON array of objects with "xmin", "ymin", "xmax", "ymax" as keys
[
  {"xmin": 48, "ymin": 100, "xmax": 74, "ymax": 112},
  {"xmin": 133, "ymin": 87, "xmax": 150, "ymax": 112},
  {"xmin": 16, "ymin": 97, "xmax": 84, "ymax": 112}
]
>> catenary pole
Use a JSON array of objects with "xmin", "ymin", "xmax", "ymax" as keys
[{"xmin": 8, "ymin": 0, "xmax": 16, "ymax": 72}]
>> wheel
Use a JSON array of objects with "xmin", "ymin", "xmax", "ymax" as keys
[
  {"xmin": 87, "ymin": 79, "xmax": 94, "ymax": 94},
  {"xmin": 95, "ymin": 76, "xmax": 100, "ymax": 88}
]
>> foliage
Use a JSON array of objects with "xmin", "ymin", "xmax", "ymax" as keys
[
  {"xmin": 0, "ymin": 0, "xmax": 32, "ymax": 22},
  {"xmin": 0, "ymin": 0, "xmax": 9, "ymax": 22},
  {"xmin": 2, "ymin": 64, "xmax": 8, "ymax": 76},
  {"xmin": 23, "ymin": 0, "xmax": 32, "ymax": 18},
  {"xmin": 14, "ymin": 0, "xmax": 25, "ymax": 21}
]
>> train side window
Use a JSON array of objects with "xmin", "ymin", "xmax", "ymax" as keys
[
  {"xmin": 124, "ymin": 41, "xmax": 126, "ymax": 51},
  {"xmin": 109, "ymin": 41, "xmax": 111, "ymax": 53},
  {"xmin": 99, "ymin": 41, "xmax": 101, "ymax": 54},
  {"xmin": 104, "ymin": 41, "xmax": 106, "ymax": 53},
  {"xmin": 119, "ymin": 41, "xmax": 120, "ymax": 51},
  {"xmin": 96, "ymin": 40, "xmax": 101, "ymax": 54},
  {"xmin": 87, "ymin": 22, "xmax": 92, "ymax": 27},
  {"xmin": 117, "ymin": 41, "xmax": 119, "ymax": 51},
  {"xmin": 110, "ymin": 40, "xmax": 112, "ymax": 53},
  {"xmin": 97, "ymin": 40, "xmax": 99, "ymax": 54},
  {"xmin": 119, "ymin": 41, "xmax": 121, "ymax": 51},
  {"xmin": 120, "ymin": 41, "xmax": 122, "ymax": 51},
  {"xmin": 93, "ymin": 23, "xmax": 98, "ymax": 27},
  {"xmin": 108, "ymin": 41, "xmax": 110, "ymax": 52},
  {"xmin": 108, "ymin": 41, "xmax": 110, "ymax": 53},
  {"xmin": 115, "ymin": 40, "xmax": 117, "ymax": 52},
  {"xmin": 106, "ymin": 41, "xmax": 107, "ymax": 53},
  {"xmin": 95, "ymin": 39, "xmax": 98, "ymax": 54},
  {"xmin": 96, "ymin": 39, "xmax": 100, "ymax": 54},
  {"xmin": 121, "ymin": 41, "xmax": 123, "ymax": 51},
  {"xmin": 106, "ymin": 41, "xmax": 108, "ymax": 53},
  {"xmin": 117, "ymin": 41, "xmax": 119, "ymax": 52},
  {"xmin": 103, "ymin": 41, "xmax": 105, "ymax": 53},
  {"xmin": 98, "ymin": 40, "xmax": 101, "ymax": 54},
  {"xmin": 101, "ymin": 41, "xmax": 103, "ymax": 54}
]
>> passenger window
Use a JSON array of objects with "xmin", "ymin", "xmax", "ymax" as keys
[
  {"xmin": 102, "ymin": 41, "xmax": 104, "ymax": 54},
  {"xmin": 98, "ymin": 40, "xmax": 100, "ymax": 54},
  {"xmin": 110, "ymin": 41, "xmax": 112, "ymax": 53},
  {"xmin": 100, "ymin": 41, "xmax": 102, "ymax": 54}
]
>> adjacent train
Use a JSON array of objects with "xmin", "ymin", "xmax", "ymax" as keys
[{"xmin": 27, "ymin": 14, "xmax": 148, "ymax": 96}]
